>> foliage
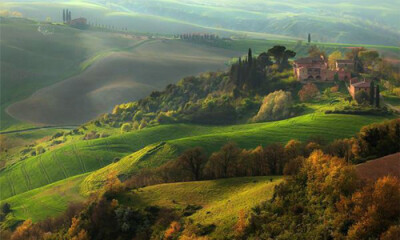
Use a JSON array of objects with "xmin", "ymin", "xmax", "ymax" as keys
[
  {"xmin": 328, "ymin": 50, "xmax": 342, "ymax": 69},
  {"xmin": 308, "ymin": 45, "xmax": 327, "ymax": 59},
  {"xmin": 243, "ymin": 151, "xmax": 400, "ymax": 239},
  {"xmin": 355, "ymin": 90, "xmax": 369, "ymax": 104},
  {"xmin": 95, "ymin": 46, "xmax": 298, "ymax": 129},
  {"xmin": 298, "ymin": 83, "xmax": 320, "ymax": 102},
  {"xmin": 252, "ymin": 90, "xmax": 293, "ymax": 122}
]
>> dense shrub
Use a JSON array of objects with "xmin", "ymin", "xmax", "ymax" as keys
[
  {"xmin": 252, "ymin": 90, "xmax": 293, "ymax": 122},
  {"xmin": 298, "ymin": 83, "xmax": 320, "ymax": 101}
]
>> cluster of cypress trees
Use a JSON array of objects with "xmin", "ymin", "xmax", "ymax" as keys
[
  {"xmin": 62, "ymin": 9, "xmax": 72, "ymax": 23},
  {"xmin": 230, "ymin": 48, "xmax": 267, "ymax": 91},
  {"xmin": 369, "ymin": 81, "xmax": 380, "ymax": 107},
  {"xmin": 230, "ymin": 46, "xmax": 296, "ymax": 92}
]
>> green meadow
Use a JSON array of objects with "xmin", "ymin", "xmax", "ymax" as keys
[
  {"xmin": 127, "ymin": 176, "xmax": 282, "ymax": 238},
  {"xmin": 0, "ymin": 112, "xmax": 392, "ymax": 201}
]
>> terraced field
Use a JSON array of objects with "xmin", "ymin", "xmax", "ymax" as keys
[{"xmin": 0, "ymin": 113, "xmax": 392, "ymax": 200}]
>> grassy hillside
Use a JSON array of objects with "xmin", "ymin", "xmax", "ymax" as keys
[
  {"xmin": 127, "ymin": 176, "xmax": 282, "ymax": 238},
  {"xmin": 6, "ymin": 39, "xmax": 239, "ymax": 125},
  {"xmin": 0, "ymin": 17, "xmax": 137, "ymax": 130},
  {"xmin": 0, "ymin": 174, "xmax": 87, "ymax": 223},
  {"xmin": 80, "ymin": 113, "xmax": 393, "ymax": 194},
  {"xmin": 2, "ymin": 175, "xmax": 280, "ymax": 237},
  {"xmin": 0, "ymin": 112, "xmax": 387, "ymax": 200}
]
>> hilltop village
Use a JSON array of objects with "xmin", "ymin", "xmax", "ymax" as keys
[{"xmin": 293, "ymin": 54, "xmax": 376, "ymax": 102}]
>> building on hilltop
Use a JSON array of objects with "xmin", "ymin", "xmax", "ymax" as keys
[
  {"xmin": 69, "ymin": 17, "xmax": 87, "ymax": 26},
  {"xmin": 67, "ymin": 17, "xmax": 88, "ymax": 29},
  {"xmin": 293, "ymin": 56, "xmax": 351, "ymax": 82},
  {"xmin": 348, "ymin": 78, "xmax": 371, "ymax": 100}
]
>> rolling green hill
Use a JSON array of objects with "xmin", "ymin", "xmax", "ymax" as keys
[
  {"xmin": 2, "ymin": 175, "xmax": 280, "ymax": 238},
  {"xmin": 126, "ymin": 176, "xmax": 282, "ymax": 239},
  {"xmin": 0, "ymin": 112, "xmax": 392, "ymax": 200}
]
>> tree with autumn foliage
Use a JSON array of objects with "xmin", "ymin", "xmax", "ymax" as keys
[{"xmin": 298, "ymin": 83, "xmax": 320, "ymax": 101}]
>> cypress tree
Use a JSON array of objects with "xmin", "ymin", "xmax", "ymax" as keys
[
  {"xmin": 248, "ymin": 48, "xmax": 253, "ymax": 66},
  {"xmin": 375, "ymin": 85, "xmax": 380, "ymax": 108},
  {"xmin": 308, "ymin": 33, "xmax": 311, "ymax": 43},
  {"xmin": 369, "ymin": 81, "xmax": 375, "ymax": 105},
  {"xmin": 63, "ymin": 9, "xmax": 65, "ymax": 23}
]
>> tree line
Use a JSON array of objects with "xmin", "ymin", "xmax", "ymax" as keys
[
  {"xmin": 178, "ymin": 33, "xmax": 219, "ymax": 41},
  {"xmin": 126, "ymin": 118, "xmax": 399, "ymax": 188}
]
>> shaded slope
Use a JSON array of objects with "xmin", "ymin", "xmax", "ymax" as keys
[
  {"xmin": 356, "ymin": 152, "xmax": 400, "ymax": 181},
  {"xmin": 7, "ymin": 40, "xmax": 239, "ymax": 125}
]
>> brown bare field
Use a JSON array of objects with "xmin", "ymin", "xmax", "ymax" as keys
[
  {"xmin": 355, "ymin": 152, "xmax": 400, "ymax": 181},
  {"xmin": 7, "ymin": 40, "xmax": 240, "ymax": 125}
]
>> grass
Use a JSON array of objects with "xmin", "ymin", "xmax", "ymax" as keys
[
  {"xmin": 6, "ymin": 38, "xmax": 239, "ymax": 126},
  {"xmin": 0, "ymin": 128, "xmax": 63, "ymax": 168},
  {"xmin": 0, "ymin": 173, "xmax": 87, "ymax": 222},
  {"xmin": 79, "ymin": 112, "xmax": 393, "ymax": 195},
  {"xmin": 0, "ymin": 17, "xmax": 137, "ymax": 130},
  {"xmin": 125, "ymin": 176, "xmax": 282, "ymax": 238},
  {"xmin": 0, "ymin": 112, "xmax": 394, "ymax": 226},
  {"xmin": 1, "ymin": 113, "xmax": 393, "ymax": 200},
  {"xmin": 1, "ymin": 174, "xmax": 280, "ymax": 238},
  {"xmin": 0, "ymin": 113, "xmax": 394, "ymax": 199}
]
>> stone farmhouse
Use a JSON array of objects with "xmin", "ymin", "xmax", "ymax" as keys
[
  {"xmin": 348, "ymin": 78, "xmax": 371, "ymax": 100},
  {"xmin": 293, "ymin": 56, "xmax": 352, "ymax": 82},
  {"xmin": 69, "ymin": 17, "xmax": 87, "ymax": 27}
]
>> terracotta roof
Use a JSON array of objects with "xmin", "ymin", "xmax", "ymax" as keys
[
  {"xmin": 352, "ymin": 81, "xmax": 370, "ymax": 88},
  {"xmin": 294, "ymin": 56, "xmax": 324, "ymax": 64}
]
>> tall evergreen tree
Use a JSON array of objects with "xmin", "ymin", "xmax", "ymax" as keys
[
  {"xmin": 369, "ymin": 81, "xmax": 375, "ymax": 105},
  {"xmin": 375, "ymin": 85, "xmax": 380, "ymax": 108},
  {"xmin": 308, "ymin": 33, "xmax": 311, "ymax": 43},
  {"xmin": 248, "ymin": 48, "xmax": 253, "ymax": 66},
  {"xmin": 63, "ymin": 9, "xmax": 65, "ymax": 23}
]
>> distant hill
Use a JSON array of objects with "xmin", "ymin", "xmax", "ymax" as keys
[
  {"xmin": 2, "ymin": 0, "xmax": 399, "ymax": 46},
  {"xmin": 356, "ymin": 152, "xmax": 400, "ymax": 181}
]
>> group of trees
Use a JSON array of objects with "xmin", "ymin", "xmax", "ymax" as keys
[
  {"xmin": 230, "ymin": 46, "xmax": 296, "ymax": 91},
  {"xmin": 178, "ymin": 33, "xmax": 219, "ymax": 41},
  {"xmin": 62, "ymin": 9, "xmax": 71, "ymax": 23},
  {"xmin": 95, "ymin": 46, "xmax": 299, "ymax": 130},
  {"xmin": 127, "ymin": 141, "xmax": 300, "ymax": 188},
  {"xmin": 241, "ymin": 150, "xmax": 400, "ymax": 239}
]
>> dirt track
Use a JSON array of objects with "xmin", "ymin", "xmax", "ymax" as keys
[{"xmin": 7, "ymin": 40, "xmax": 240, "ymax": 125}]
